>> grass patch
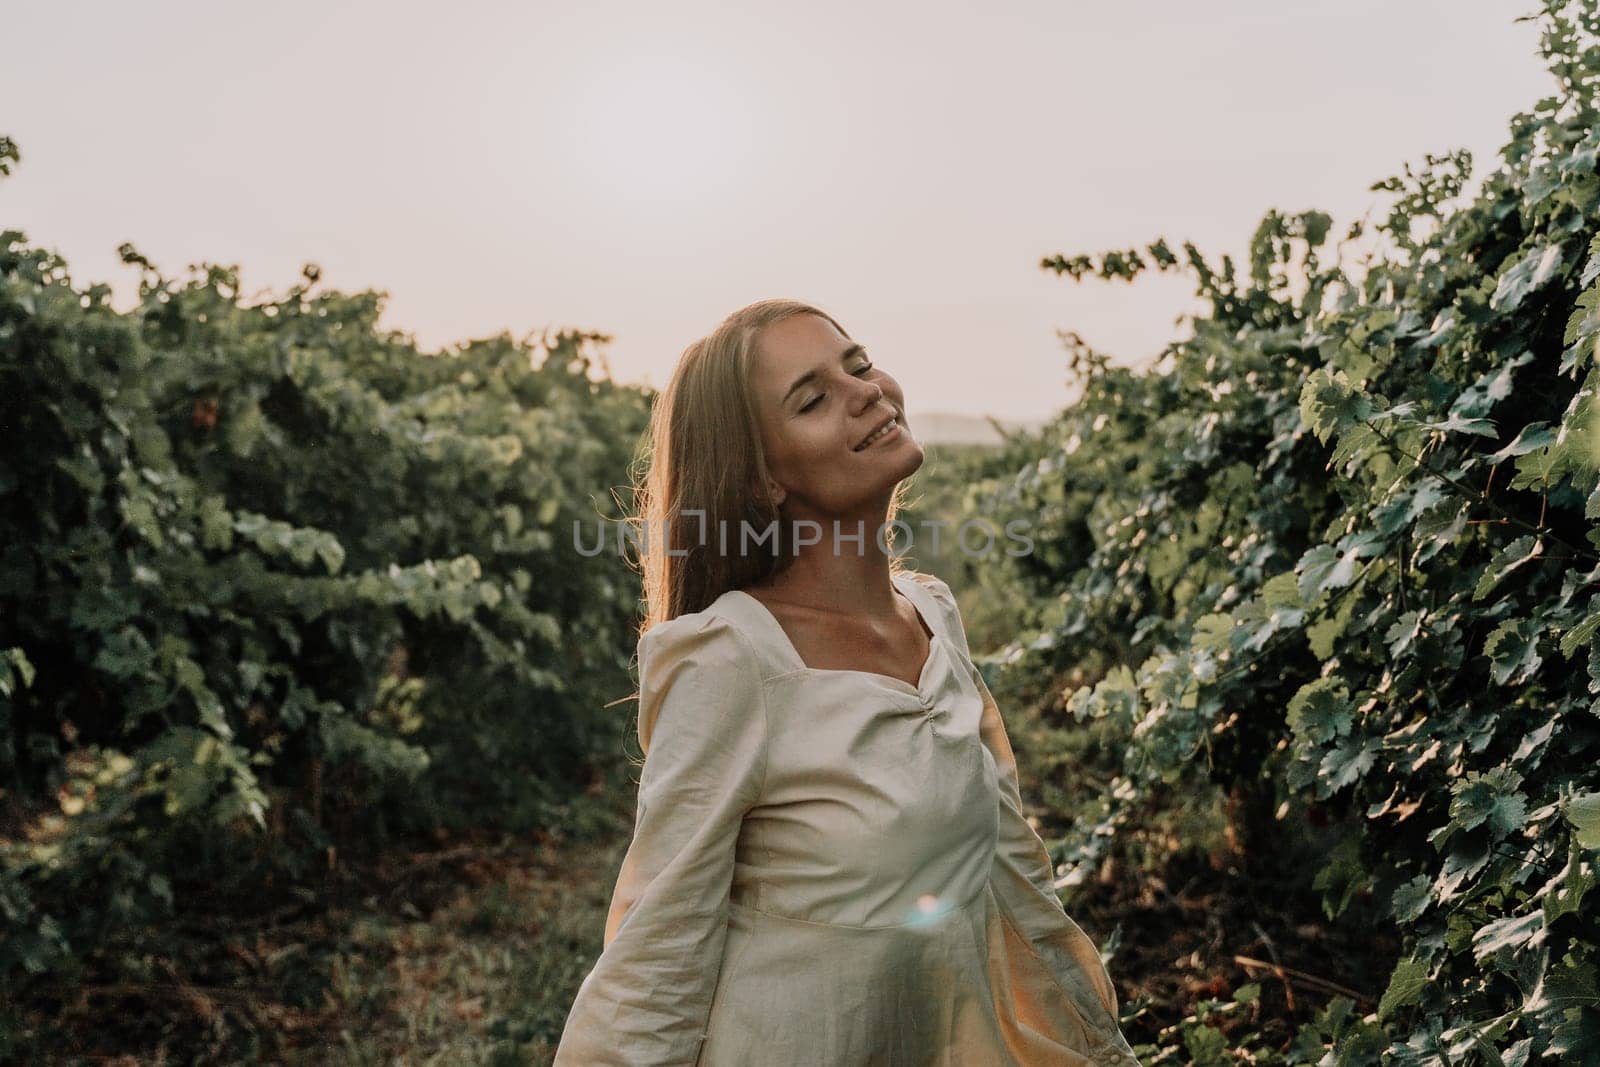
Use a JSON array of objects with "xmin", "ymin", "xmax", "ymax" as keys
[{"xmin": 10, "ymin": 807, "xmax": 632, "ymax": 1065}]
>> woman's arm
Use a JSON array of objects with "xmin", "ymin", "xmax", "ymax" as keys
[{"xmin": 552, "ymin": 611, "xmax": 769, "ymax": 1066}]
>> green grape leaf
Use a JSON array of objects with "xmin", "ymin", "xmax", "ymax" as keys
[
  {"xmin": 1389, "ymin": 874, "xmax": 1433, "ymax": 922},
  {"xmin": 1306, "ymin": 589, "xmax": 1357, "ymax": 660},
  {"xmin": 1379, "ymin": 956, "xmax": 1432, "ymax": 1021},
  {"xmin": 1415, "ymin": 413, "xmax": 1498, "ymax": 439},
  {"xmin": 1435, "ymin": 835, "xmax": 1493, "ymax": 903},
  {"xmin": 1413, "ymin": 497, "xmax": 1470, "ymax": 563},
  {"xmin": 1568, "ymin": 791, "xmax": 1600, "ymax": 851},
  {"xmin": 1371, "ymin": 477, "xmax": 1450, "ymax": 537},
  {"xmin": 1525, "ymin": 961, "xmax": 1600, "ymax": 1018},
  {"xmin": 1491, "ymin": 242, "xmax": 1566, "ymax": 313},
  {"xmin": 1472, "ymin": 910, "xmax": 1544, "ymax": 963},
  {"xmin": 1287, "ymin": 676, "xmax": 1354, "ymax": 747},
  {"xmin": 1579, "ymin": 232, "xmax": 1600, "ymax": 289},
  {"xmin": 1487, "ymin": 422, "xmax": 1559, "ymax": 465},
  {"xmin": 1485, "ymin": 617, "xmax": 1545, "ymax": 685},
  {"xmin": 1320, "ymin": 733, "xmax": 1377, "ymax": 794},
  {"xmin": 1450, "ymin": 767, "xmax": 1529, "ymax": 838},
  {"xmin": 1562, "ymin": 284, "xmax": 1600, "ymax": 350},
  {"xmin": 1474, "ymin": 536, "xmax": 1544, "ymax": 602},
  {"xmin": 1560, "ymin": 595, "xmax": 1600, "ymax": 657},
  {"xmin": 1297, "ymin": 530, "xmax": 1386, "ymax": 600},
  {"xmin": 1191, "ymin": 612, "xmax": 1236, "ymax": 653},
  {"xmin": 1386, "ymin": 610, "xmax": 1426, "ymax": 659},
  {"xmin": 1300, "ymin": 368, "xmax": 1376, "ymax": 443},
  {"xmin": 1540, "ymin": 845, "xmax": 1596, "ymax": 925}
]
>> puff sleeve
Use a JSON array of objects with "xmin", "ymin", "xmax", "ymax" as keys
[
  {"xmin": 552, "ymin": 611, "xmax": 769, "ymax": 1066},
  {"xmin": 909, "ymin": 573, "xmax": 1137, "ymax": 1060}
]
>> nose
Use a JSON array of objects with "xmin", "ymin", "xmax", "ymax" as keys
[{"xmin": 856, "ymin": 379, "xmax": 885, "ymax": 409}]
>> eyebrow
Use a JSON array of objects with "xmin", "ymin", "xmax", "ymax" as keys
[{"xmin": 781, "ymin": 344, "xmax": 868, "ymax": 407}]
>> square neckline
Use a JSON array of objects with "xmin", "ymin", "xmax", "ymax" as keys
[{"xmin": 728, "ymin": 572, "xmax": 944, "ymax": 700}]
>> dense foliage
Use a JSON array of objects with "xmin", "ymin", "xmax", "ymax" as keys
[
  {"xmin": 0, "ymin": 156, "xmax": 648, "ymax": 1011},
  {"xmin": 967, "ymin": 1, "xmax": 1600, "ymax": 1060},
  {"xmin": 8, "ymin": 3, "xmax": 1600, "ymax": 1060}
]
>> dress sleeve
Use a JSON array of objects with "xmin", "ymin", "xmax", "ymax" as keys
[
  {"xmin": 908, "ymin": 572, "xmax": 1136, "ymax": 1057},
  {"xmin": 972, "ymin": 662, "xmax": 1129, "ymax": 1033},
  {"xmin": 552, "ymin": 611, "xmax": 769, "ymax": 1066}
]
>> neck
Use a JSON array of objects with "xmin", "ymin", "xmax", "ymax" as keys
[{"xmin": 756, "ymin": 497, "xmax": 905, "ymax": 618}]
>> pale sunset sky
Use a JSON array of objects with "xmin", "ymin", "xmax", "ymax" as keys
[{"xmin": 3, "ymin": 1, "xmax": 1552, "ymax": 422}]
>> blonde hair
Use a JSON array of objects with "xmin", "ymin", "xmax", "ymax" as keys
[{"xmin": 628, "ymin": 298, "xmax": 912, "ymax": 634}]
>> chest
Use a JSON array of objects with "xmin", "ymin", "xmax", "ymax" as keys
[
  {"xmin": 740, "ymin": 666, "xmax": 1000, "ymax": 927},
  {"xmin": 757, "ymin": 599, "xmax": 934, "ymax": 689}
]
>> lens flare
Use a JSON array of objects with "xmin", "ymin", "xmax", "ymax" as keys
[{"xmin": 906, "ymin": 893, "xmax": 951, "ymax": 926}]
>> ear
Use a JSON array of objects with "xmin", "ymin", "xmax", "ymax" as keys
[{"xmin": 766, "ymin": 478, "xmax": 787, "ymax": 509}]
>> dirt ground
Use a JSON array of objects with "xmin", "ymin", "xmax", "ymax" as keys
[{"xmin": 15, "ymin": 792, "xmax": 1396, "ymax": 1063}]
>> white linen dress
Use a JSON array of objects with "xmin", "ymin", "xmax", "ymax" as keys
[{"xmin": 552, "ymin": 569, "xmax": 1141, "ymax": 1066}]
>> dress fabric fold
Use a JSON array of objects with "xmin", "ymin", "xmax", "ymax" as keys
[{"xmin": 552, "ymin": 570, "xmax": 1140, "ymax": 1067}]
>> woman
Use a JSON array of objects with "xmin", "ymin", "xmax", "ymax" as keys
[{"xmin": 552, "ymin": 300, "xmax": 1140, "ymax": 1066}]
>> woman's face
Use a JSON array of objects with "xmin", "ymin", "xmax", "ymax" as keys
[{"xmin": 749, "ymin": 313, "xmax": 924, "ymax": 519}]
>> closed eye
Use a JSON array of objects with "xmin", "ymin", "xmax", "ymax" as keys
[{"xmin": 800, "ymin": 361, "xmax": 875, "ymax": 412}]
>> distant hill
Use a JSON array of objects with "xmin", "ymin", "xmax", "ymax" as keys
[{"xmin": 910, "ymin": 411, "xmax": 1049, "ymax": 447}]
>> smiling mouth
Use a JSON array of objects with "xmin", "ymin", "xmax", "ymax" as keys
[{"xmin": 853, "ymin": 417, "xmax": 901, "ymax": 451}]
